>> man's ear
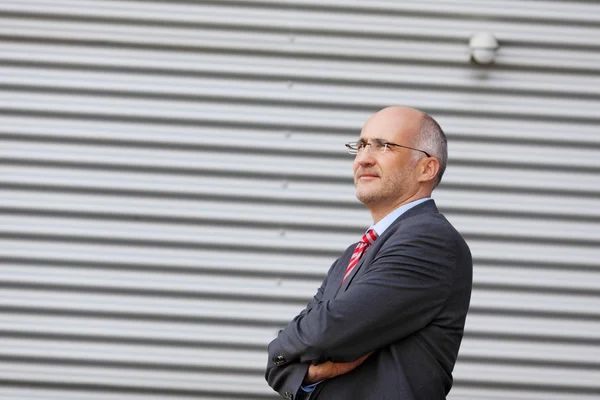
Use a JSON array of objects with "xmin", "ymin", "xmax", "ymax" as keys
[{"xmin": 417, "ymin": 157, "xmax": 440, "ymax": 184}]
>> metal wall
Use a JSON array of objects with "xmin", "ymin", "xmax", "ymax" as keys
[{"xmin": 1, "ymin": 1, "xmax": 600, "ymax": 399}]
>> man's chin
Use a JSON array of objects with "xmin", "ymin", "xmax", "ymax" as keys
[
  {"xmin": 356, "ymin": 180, "xmax": 379, "ymax": 193},
  {"xmin": 355, "ymin": 189, "xmax": 378, "ymax": 205}
]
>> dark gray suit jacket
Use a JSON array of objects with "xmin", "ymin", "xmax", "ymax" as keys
[{"xmin": 266, "ymin": 200, "xmax": 472, "ymax": 400}]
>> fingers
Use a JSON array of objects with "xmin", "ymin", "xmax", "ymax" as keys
[{"xmin": 304, "ymin": 352, "xmax": 375, "ymax": 384}]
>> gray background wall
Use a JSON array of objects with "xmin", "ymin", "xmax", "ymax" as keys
[{"xmin": 1, "ymin": 1, "xmax": 600, "ymax": 399}]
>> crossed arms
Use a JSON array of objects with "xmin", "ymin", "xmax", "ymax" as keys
[{"xmin": 266, "ymin": 225, "xmax": 456, "ymax": 396}]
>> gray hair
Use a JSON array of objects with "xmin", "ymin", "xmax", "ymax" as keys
[{"xmin": 414, "ymin": 112, "xmax": 447, "ymax": 188}]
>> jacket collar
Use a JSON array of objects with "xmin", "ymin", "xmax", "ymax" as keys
[{"xmin": 338, "ymin": 199, "xmax": 439, "ymax": 292}]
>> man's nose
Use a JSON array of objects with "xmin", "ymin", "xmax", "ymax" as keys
[{"xmin": 354, "ymin": 148, "xmax": 376, "ymax": 166}]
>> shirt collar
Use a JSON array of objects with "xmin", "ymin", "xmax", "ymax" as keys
[{"xmin": 371, "ymin": 198, "xmax": 431, "ymax": 236}]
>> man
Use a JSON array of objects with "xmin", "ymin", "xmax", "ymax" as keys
[{"xmin": 265, "ymin": 106, "xmax": 472, "ymax": 399}]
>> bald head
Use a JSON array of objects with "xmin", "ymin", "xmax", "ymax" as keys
[
  {"xmin": 364, "ymin": 106, "xmax": 447, "ymax": 188},
  {"xmin": 363, "ymin": 106, "xmax": 423, "ymax": 144}
]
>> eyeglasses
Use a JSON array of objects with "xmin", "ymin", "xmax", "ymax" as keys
[{"xmin": 345, "ymin": 139, "xmax": 430, "ymax": 157}]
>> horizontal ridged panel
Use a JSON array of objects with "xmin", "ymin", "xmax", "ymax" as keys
[
  {"xmin": 1, "ymin": 336, "xmax": 600, "ymax": 388},
  {"xmin": 0, "ymin": 362, "xmax": 272, "ymax": 397},
  {"xmin": 4, "ymin": 190, "xmax": 600, "ymax": 245},
  {"xmin": 3, "ymin": 285, "xmax": 600, "ymax": 322},
  {"xmin": 2, "ymin": 63, "xmax": 600, "ymax": 99},
  {"xmin": 4, "ymin": 164, "xmax": 600, "ymax": 219},
  {"xmin": 1, "ymin": 0, "xmax": 599, "ymax": 399},
  {"xmin": 4, "ymin": 140, "xmax": 600, "ymax": 195},
  {"xmin": 449, "ymin": 388, "xmax": 600, "ymax": 400},
  {"xmin": 1, "ymin": 1, "xmax": 599, "ymax": 48},
  {"xmin": 0, "ymin": 387, "xmax": 257, "ymax": 400},
  {"xmin": 2, "ymin": 88, "xmax": 599, "ymax": 122}
]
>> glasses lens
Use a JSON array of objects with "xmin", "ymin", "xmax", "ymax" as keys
[
  {"xmin": 372, "ymin": 139, "xmax": 386, "ymax": 153},
  {"xmin": 346, "ymin": 142, "xmax": 357, "ymax": 154}
]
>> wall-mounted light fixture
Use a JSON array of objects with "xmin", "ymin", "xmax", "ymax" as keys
[{"xmin": 469, "ymin": 32, "xmax": 499, "ymax": 65}]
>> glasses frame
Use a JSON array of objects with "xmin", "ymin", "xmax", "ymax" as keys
[{"xmin": 345, "ymin": 139, "xmax": 431, "ymax": 158}]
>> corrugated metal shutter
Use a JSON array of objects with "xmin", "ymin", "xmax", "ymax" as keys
[{"xmin": 1, "ymin": 1, "xmax": 599, "ymax": 399}]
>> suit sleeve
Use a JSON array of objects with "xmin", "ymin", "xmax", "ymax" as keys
[
  {"xmin": 265, "ymin": 258, "xmax": 337, "ymax": 397},
  {"xmin": 269, "ymin": 221, "xmax": 457, "ymax": 365}
]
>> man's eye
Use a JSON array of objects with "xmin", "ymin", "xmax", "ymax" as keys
[{"xmin": 371, "ymin": 140, "xmax": 384, "ymax": 149}]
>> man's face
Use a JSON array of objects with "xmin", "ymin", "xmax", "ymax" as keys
[{"xmin": 353, "ymin": 109, "xmax": 421, "ymax": 210}]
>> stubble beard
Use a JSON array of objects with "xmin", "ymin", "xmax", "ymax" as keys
[{"xmin": 355, "ymin": 172, "xmax": 412, "ymax": 208}]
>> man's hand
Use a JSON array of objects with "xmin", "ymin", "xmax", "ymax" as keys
[{"xmin": 303, "ymin": 352, "xmax": 373, "ymax": 385}]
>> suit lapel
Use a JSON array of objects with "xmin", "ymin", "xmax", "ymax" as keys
[
  {"xmin": 322, "ymin": 245, "xmax": 355, "ymax": 300},
  {"xmin": 338, "ymin": 252, "xmax": 368, "ymax": 293},
  {"xmin": 336, "ymin": 200, "xmax": 439, "ymax": 295}
]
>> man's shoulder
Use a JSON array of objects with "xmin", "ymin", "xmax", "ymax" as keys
[
  {"xmin": 395, "ymin": 205, "xmax": 451, "ymax": 231},
  {"xmin": 390, "ymin": 210, "xmax": 467, "ymax": 247}
]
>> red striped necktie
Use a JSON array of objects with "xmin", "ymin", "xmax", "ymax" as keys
[{"xmin": 342, "ymin": 229, "xmax": 378, "ymax": 283}]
